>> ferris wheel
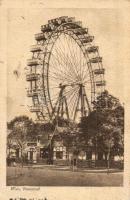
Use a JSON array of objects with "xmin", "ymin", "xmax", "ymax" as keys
[{"xmin": 26, "ymin": 16, "xmax": 105, "ymax": 123}]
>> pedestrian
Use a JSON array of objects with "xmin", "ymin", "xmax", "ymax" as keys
[
  {"xmin": 13, "ymin": 157, "xmax": 17, "ymax": 167},
  {"xmin": 73, "ymin": 158, "xmax": 77, "ymax": 171},
  {"xmin": 71, "ymin": 156, "xmax": 77, "ymax": 171}
]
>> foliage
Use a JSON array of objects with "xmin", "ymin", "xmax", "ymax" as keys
[
  {"xmin": 93, "ymin": 90, "xmax": 120, "ymax": 110},
  {"xmin": 7, "ymin": 90, "xmax": 124, "ymax": 159},
  {"xmin": 79, "ymin": 90, "xmax": 124, "ymax": 157},
  {"xmin": 7, "ymin": 115, "xmax": 56, "ymax": 141}
]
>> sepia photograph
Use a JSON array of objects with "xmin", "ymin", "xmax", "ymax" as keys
[{"xmin": 6, "ymin": 8, "xmax": 125, "ymax": 187}]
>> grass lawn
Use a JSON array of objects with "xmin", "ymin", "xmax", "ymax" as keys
[{"xmin": 7, "ymin": 166, "xmax": 123, "ymax": 186}]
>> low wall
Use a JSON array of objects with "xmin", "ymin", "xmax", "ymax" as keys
[
  {"xmin": 77, "ymin": 160, "xmax": 124, "ymax": 169},
  {"xmin": 7, "ymin": 156, "xmax": 123, "ymax": 169},
  {"xmin": 53, "ymin": 159, "xmax": 70, "ymax": 166},
  {"xmin": 77, "ymin": 160, "xmax": 96, "ymax": 168}
]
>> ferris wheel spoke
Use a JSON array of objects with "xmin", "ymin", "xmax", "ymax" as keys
[
  {"xmin": 53, "ymin": 41, "xmax": 79, "ymax": 81},
  {"xmin": 68, "ymin": 34, "xmax": 89, "ymax": 82},
  {"xmin": 83, "ymin": 72, "xmax": 91, "ymax": 82},
  {"xmin": 53, "ymin": 38, "xmax": 75, "ymax": 73},
  {"xmin": 72, "ymin": 41, "xmax": 88, "ymax": 82},
  {"xmin": 67, "ymin": 89, "xmax": 79, "ymax": 118},
  {"xmin": 48, "ymin": 74, "xmax": 69, "ymax": 85},
  {"xmin": 80, "ymin": 58, "xmax": 88, "ymax": 81},
  {"xmin": 58, "ymin": 33, "xmax": 81, "ymax": 80},
  {"xmin": 65, "ymin": 52, "xmax": 81, "ymax": 81},
  {"xmin": 52, "ymin": 33, "xmax": 85, "ymax": 83},
  {"xmin": 67, "ymin": 35, "xmax": 82, "ymax": 75},
  {"xmin": 51, "ymin": 49, "xmax": 78, "ymax": 82},
  {"xmin": 80, "ymin": 60, "xmax": 89, "ymax": 81},
  {"xmin": 80, "ymin": 60, "xmax": 92, "ymax": 80},
  {"xmin": 50, "ymin": 85, "xmax": 79, "ymax": 103},
  {"xmin": 66, "ymin": 54, "xmax": 81, "ymax": 82},
  {"xmin": 49, "ymin": 65, "xmax": 72, "ymax": 83},
  {"xmin": 82, "ymin": 69, "xmax": 92, "ymax": 83},
  {"xmin": 49, "ymin": 58, "xmax": 76, "ymax": 83},
  {"xmin": 79, "ymin": 47, "xmax": 82, "ymax": 80},
  {"xmin": 65, "ymin": 88, "xmax": 79, "ymax": 112},
  {"xmin": 49, "ymin": 66, "xmax": 77, "ymax": 85},
  {"xmin": 48, "ymin": 73, "xmax": 73, "ymax": 85},
  {"xmin": 50, "ymin": 88, "xmax": 79, "ymax": 113},
  {"xmin": 67, "ymin": 34, "xmax": 86, "ymax": 81},
  {"xmin": 51, "ymin": 50, "xmax": 66, "ymax": 72},
  {"xmin": 65, "ymin": 87, "xmax": 79, "ymax": 105},
  {"xmin": 63, "ymin": 34, "xmax": 81, "ymax": 80},
  {"xmin": 52, "ymin": 46, "xmax": 69, "ymax": 70},
  {"xmin": 49, "ymin": 56, "xmax": 77, "ymax": 83},
  {"xmin": 63, "ymin": 86, "xmax": 79, "ymax": 99}
]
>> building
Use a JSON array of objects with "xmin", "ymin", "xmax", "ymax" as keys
[{"xmin": 7, "ymin": 127, "xmax": 123, "ymax": 169}]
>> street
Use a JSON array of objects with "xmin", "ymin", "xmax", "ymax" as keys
[{"xmin": 7, "ymin": 166, "xmax": 123, "ymax": 186}]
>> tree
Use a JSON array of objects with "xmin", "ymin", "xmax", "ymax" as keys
[
  {"xmin": 7, "ymin": 115, "xmax": 57, "ymax": 163},
  {"xmin": 7, "ymin": 116, "xmax": 35, "ymax": 163},
  {"xmin": 79, "ymin": 90, "xmax": 124, "ymax": 165}
]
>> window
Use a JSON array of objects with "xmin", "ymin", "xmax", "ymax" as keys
[
  {"xmin": 40, "ymin": 148, "xmax": 49, "ymax": 159},
  {"xmin": 86, "ymin": 151, "xmax": 92, "ymax": 160},
  {"xmin": 56, "ymin": 151, "xmax": 63, "ymax": 159},
  {"xmin": 40, "ymin": 148, "xmax": 44, "ymax": 158}
]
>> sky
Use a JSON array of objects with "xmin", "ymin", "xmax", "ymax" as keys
[{"xmin": 7, "ymin": 8, "xmax": 128, "ymax": 121}]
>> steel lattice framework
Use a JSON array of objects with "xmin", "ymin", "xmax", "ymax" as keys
[{"xmin": 26, "ymin": 16, "xmax": 105, "ymax": 123}]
